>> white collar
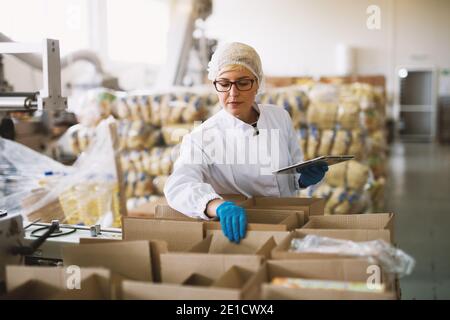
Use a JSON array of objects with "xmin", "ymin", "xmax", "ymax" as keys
[{"xmin": 219, "ymin": 103, "xmax": 261, "ymax": 130}]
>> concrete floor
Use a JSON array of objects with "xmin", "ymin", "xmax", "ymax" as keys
[{"xmin": 385, "ymin": 141, "xmax": 450, "ymax": 299}]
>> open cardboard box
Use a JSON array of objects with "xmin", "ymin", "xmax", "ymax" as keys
[
  {"xmin": 271, "ymin": 229, "xmax": 391, "ymax": 260},
  {"xmin": 3, "ymin": 265, "xmax": 112, "ymax": 300},
  {"xmin": 122, "ymin": 265, "xmax": 260, "ymax": 300},
  {"xmin": 63, "ymin": 240, "xmax": 154, "ymax": 282},
  {"xmin": 205, "ymin": 208, "xmax": 303, "ymax": 231},
  {"xmin": 302, "ymin": 213, "xmax": 395, "ymax": 243},
  {"xmin": 160, "ymin": 230, "xmax": 289, "ymax": 284},
  {"xmin": 257, "ymin": 260, "xmax": 397, "ymax": 300},
  {"xmin": 1, "ymin": 280, "xmax": 64, "ymax": 300},
  {"xmin": 1, "ymin": 275, "xmax": 109, "ymax": 300},
  {"xmin": 154, "ymin": 204, "xmax": 304, "ymax": 231},
  {"xmin": 122, "ymin": 217, "xmax": 204, "ymax": 252},
  {"xmin": 127, "ymin": 194, "xmax": 248, "ymax": 218},
  {"xmin": 240, "ymin": 196, "xmax": 324, "ymax": 221}
]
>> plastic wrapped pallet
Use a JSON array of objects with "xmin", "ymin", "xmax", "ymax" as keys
[{"xmin": 1, "ymin": 117, "xmax": 122, "ymax": 227}]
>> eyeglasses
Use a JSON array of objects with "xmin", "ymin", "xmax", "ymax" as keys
[{"xmin": 213, "ymin": 78, "xmax": 257, "ymax": 92}]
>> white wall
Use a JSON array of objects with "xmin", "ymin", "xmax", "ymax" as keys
[
  {"xmin": 2, "ymin": 0, "xmax": 449, "ymax": 105},
  {"xmin": 206, "ymin": 0, "xmax": 390, "ymax": 76},
  {"xmin": 205, "ymin": 0, "xmax": 450, "ymax": 101}
]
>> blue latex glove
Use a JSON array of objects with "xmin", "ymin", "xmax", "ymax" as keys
[
  {"xmin": 297, "ymin": 163, "xmax": 329, "ymax": 188},
  {"xmin": 216, "ymin": 201, "xmax": 247, "ymax": 243}
]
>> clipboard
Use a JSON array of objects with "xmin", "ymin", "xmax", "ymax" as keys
[{"xmin": 272, "ymin": 155, "xmax": 354, "ymax": 174}]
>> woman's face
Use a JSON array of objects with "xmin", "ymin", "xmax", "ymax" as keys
[{"xmin": 214, "ymin": 66, "xmax": 258, "ymax": 119}]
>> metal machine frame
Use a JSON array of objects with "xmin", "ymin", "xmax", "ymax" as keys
[{"xmin": 0, "ymin": 38, "xmax": 67, "ymax": 114}]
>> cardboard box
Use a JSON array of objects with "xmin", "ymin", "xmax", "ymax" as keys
[
  {"xmin": 240, "ymin": 196, "xmax": 324, "ymax": 221},
  {"xmin": 302, "ymin": 213, "xmax": 395, "ymax": 243},
  {"xmin": 1, "ymin": 275, "xmax": 109, "ymax": 300},
  {"xmin": 122, "ymin": 265, "xmax": 260, "ymax": 300},
  {"xmin": 258, "ymin": 260, "xmax": 397, "ymax": 300},
  {"xmin": 122, "ymin": 217, "xmax": 204, "ymax": 252},
  {"xmin": 62, "ymin": 240, "xmax": 154, "ymax": 282},
  {"xmin": 189, "ymin": 231, "xmax": 278, "ymax": 257},
  {"xmin": 5, "ymin": 265, "xmax": 112, "ymax": 299},
  {"xmin": 155, "ymin": 205, "xmax": 304, "ymax": 231},
  {"xmin": 160, "ymin": 230, "xmax": 288, "ymax": 284},
  {"xmin": 127, "ymin": 197, "xmax": 168, "ymax": 218},
  {"xmin": 154, "ymin": 204, "xmax": 198, "ymax": 221},
  {"xmin": 77, "ymin": 238, "xmax": 168, "ymax": 283},
  {"xmin": 128, "ymin": 194, "xmax": 247, "ymax": 218},
  {"xmin": 1, "ymin": 280, "xmax": 63, "ymax": 300},
  {"xmin": 205, "ymin": 209, "xmax": 303, "ymax": 231},
  {"xmin": 271, "ymin": 229, "xmax": 391, "ymax": 260}
]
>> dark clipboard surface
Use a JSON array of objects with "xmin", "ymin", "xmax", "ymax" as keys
[{"xmin": 272, "ymin": 155, "xmax": 354, "ymax": 174}]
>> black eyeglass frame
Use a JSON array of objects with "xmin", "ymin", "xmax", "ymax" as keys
[{"xmin": 213, "ymin": 78, "xmax": 257, "ymax": 92}]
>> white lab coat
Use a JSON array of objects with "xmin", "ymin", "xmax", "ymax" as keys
[{"xmin": 163, "ymin": 104, "xmax": 303, "ymax": 220}]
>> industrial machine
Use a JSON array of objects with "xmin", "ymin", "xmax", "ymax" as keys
[
  {"xmin": 0, "ymin": 38, "xmax": 67, "ymax": 131},
  {"xmin": 0, "ymin": 38, "xmax": 121, "ymax": 290}
]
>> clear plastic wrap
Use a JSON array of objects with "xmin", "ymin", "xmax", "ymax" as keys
[
  {"xmin": 0, "ymin": 116, "xmax": 122, "ymax": 227},
  {"xmin": 71, "ymin": 88, "xmax": 118, "ymax": 127},
  {"xmin": 290, "ymin": 235, "xmax": 415, "ymax": 277}
]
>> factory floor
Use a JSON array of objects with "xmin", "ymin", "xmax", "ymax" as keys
[{"xmin": 385, "ymin": 141, "xmax": 450, "ymax": 300}]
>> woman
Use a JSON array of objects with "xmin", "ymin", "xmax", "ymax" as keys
[{"xmin": 164, "ymin": 42, "xmax": 328, "ymax": 243}]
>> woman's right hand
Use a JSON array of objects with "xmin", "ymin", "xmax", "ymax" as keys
[{"xmin": 215, "ymin": 201, "xmax": 247, "ymax": 243}]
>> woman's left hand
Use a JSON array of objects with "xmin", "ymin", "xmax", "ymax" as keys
[{"xmin": 297, "ymin": 164, "xmax": 329, "ymax": 188}]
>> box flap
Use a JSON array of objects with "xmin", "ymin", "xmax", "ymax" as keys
[
  {"xmin": 1, "ymin": 280, "xmax": 62, "ymax": 300},
  {"xmin": 245, "ymin": 196, "xmax": 325, "ymax": 219},
  {"xmin": 182, "ymin": 273, "xmax": 214, "ymax": 286},
  {"xmin": 255, "ymin": 236, "xmax": 277, "ymax": 258},
  {"xmin": 122, "ymin": 217, "xmax": 203, "ymax": 251},
  {"xmin": 207, "ymin": 230, "xmax": 279, "ymax": 255},
  {"xmin": 149, "ymin": 240, "xmax": 169, "ymax": 282},
  {"xmin": 62, "ymin": 240, "xmax": 152, "ymax": 282},
  {"xmin": 127, "ymin": 194, "xmax": 246, "ymax": 218},
  {"xmin": 303, "ymin": 213, "xmax": 394, "ymax": 230},
  {"xmin": 298, "ymin": 229, "xmax": 392, "ymax": 243},
  {"xmin": 205, "ymin": 230, "xmax": 289, "ymax": 246},
  {"xmin": 6, "ymin": 265, "xmax": 111, "ymax": 299},
  {"xmin": 121, "ymin": 280, "xmax": 241, "ymax": 300},
  {"xmin": 79, "ymin": 238, "xmax": 122, "ymax": 244},
  {"xmin": 212, "ymin": 266, "xmax": 254, "ymax": 289},
  {"xmin": 128, "ymin": 197, "xmax": 168, "ymax": 217},
  {"xmin": 155, "ymin": 205, "xmax": 197, "ymax": 221},
  {"xmin": 50, "ymin": 274, "xmax": 108, "ymax": 300},
  {"xmin": 205, "ymin": 221, "xmax": 288, "ymax": 232},
  {"xmin": 160, "ymin": 253, "xmax": 263, "ymax": 284},
  {"xmin": 189, "ymin": 235, "xmax": 213, "ymax": 253}
]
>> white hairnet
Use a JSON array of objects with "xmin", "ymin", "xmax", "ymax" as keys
[{"xmin": 207, "ymin": 42, "xmax": 265, "ymax": 95}]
